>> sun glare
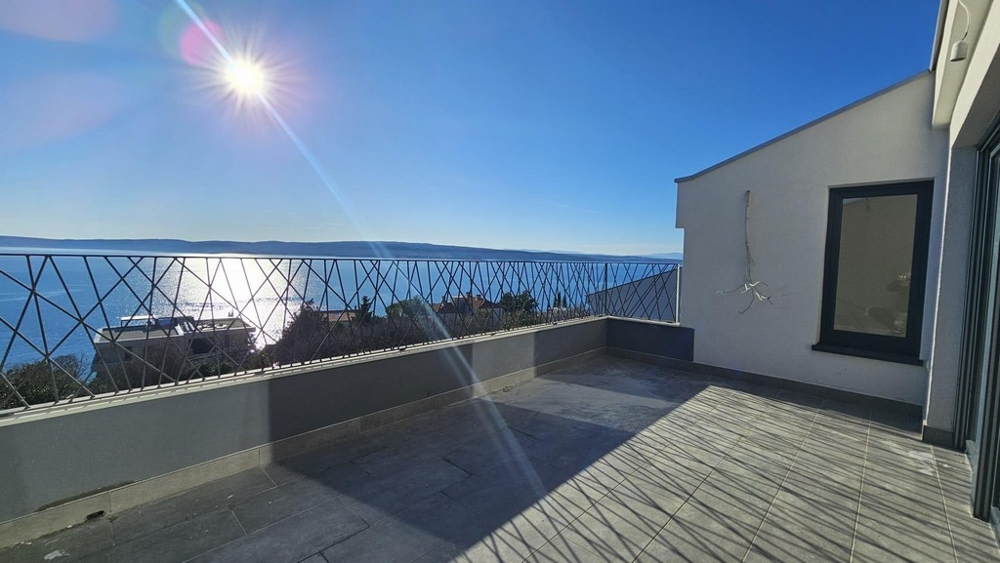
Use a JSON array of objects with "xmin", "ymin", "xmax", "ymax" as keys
[{"xmin": 225, "ymin": 59, "xmax": 266, "ymax": 97}]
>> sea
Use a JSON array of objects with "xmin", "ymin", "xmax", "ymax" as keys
[{"xmin": 0, "ymin": 247, "xmax": 678, "ymax": 370}]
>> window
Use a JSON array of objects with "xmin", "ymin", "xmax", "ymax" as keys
[
  {"xmin": 813, "ymin": 180, "xmax": 933, "ymax": 364},
  {"xmin": 190, "ymin": 338, "xmax": 214, "ymax": 355}
]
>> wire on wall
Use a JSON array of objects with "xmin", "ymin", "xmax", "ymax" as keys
[
  {"xmin": 957, "ymin": 0, "xmax": 971, "ymax": 42},
  {"xmin": 717, "ymin": 190, "xmax": 772, "ymax": 314}
]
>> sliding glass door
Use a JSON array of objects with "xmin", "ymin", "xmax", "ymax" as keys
[{"xmin": 956, "ymin": 119, "xmax": 1000, "ymax": 523}]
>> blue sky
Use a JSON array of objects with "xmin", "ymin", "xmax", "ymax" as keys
[{"xmin": 0, "ymin": 0, "xmax": 939, "ymax": 256}]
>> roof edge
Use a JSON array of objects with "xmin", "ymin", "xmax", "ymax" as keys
[
  {"xmin": 930, "ymin": 0, "xmax": 950, "ymax": 72},
  {"xmin": 674, "ymin": 71, "xmax": 931, "ymax": 184}
]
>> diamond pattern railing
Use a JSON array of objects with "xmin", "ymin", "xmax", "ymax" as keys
[{"xmin": 0, "ymin": 254, "xmax": 679, "ymax": 411}]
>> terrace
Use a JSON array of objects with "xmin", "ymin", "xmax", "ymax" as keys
[
  {"xmin": 1, "ymin": 355, "xmax": 997, "ymax": 562},
  {"xmin": 0, "ymin": 254, "xmax": 996, "ymax": 562}
]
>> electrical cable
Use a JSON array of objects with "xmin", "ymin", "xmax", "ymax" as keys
[
  {"xmin": 717, "ymin": 190, "xmax": 772, "ymax": 314},
  {"xmin": 957, "ymin": 0, "xmax": 971, "ymax": 42}
]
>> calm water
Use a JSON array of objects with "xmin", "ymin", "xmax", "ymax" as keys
[{"xmin": 0, "ymin": 255, "xmax": 672, "ymax": 370}]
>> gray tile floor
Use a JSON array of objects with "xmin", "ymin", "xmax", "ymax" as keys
[{"xmin": 3, "ymin": 356, "xmax": 998, "ymax": 562}]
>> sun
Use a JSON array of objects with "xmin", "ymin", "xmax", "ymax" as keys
[{"xmin": 224, "ymin": 59, "xmax": 266, "ymax": 97}]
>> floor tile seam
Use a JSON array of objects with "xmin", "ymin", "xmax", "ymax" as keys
[
  {"xmin": 262, "ymin": 495, "xmax": 370, "ymax": 539},
  {"xmin": 405, "ymin": 542, "xmax": 444, "ymax": 563},
  {"xmin": 105, "ymin": 473, "xmax": 284, "ymax": 543},
  {"xmin": 746, "ymin": 414, "xmax": 816, "ymax": 452},
  {"xmin": 720, "ymin": 393, "xmax": 819, "ymax": 464},
  {"xmin": 436, "ymin": 453, "xmax": 475, "ymax": 479},
  {"xmin": 261, "ymin": 461, "xmax": 327, "ymax": 486},
  {"xmin": 554, "ymin": 527, "xmax": 620, "ymax": 562},
  {"xmin": 521, "ymin": 380, "xmax": 764, "ymax": 563},
  {"xmin": 509, "ymin": 425, "xmax": 543, "ymax": 442},
  {"xmin": 738, "ymin": 409, "xmax": 819, "ymax": 563},
  {"xmin": 772, "ymin": 388, "xmax": 822, "ymax": 412},
  {"xmin": 635, "ymin": 391, "xmax": 734, "ymax": 463},
  {"xmin": 336, "ymin": 372, "xmax": 704, "ymax": 560},
  {"xmin": 719, "ymin": 391, "xmax": 778, "ymax": 433},
  {"xmin": 104, "ymin": 501, "xmax": 247, "ymax": 553},
  {"xmin": 176, "ymin": 513, "xmax": 256, "ymax": 563},
  {"xmin": 353, "ymin": 480, "xmax": 462, "ymax": 530},
  {"xmin": 928, "ymin": 445, "xmax": 962, "ymax": 563},
  {"xmin": 262, "ymin": 464, "xmax": 278, "ymax": 487},
  {"xmin": 517, "ymin": 392, "xmax": 739, "ymax": 563},
  {"xmin": 108, "ymin": 513, "xmax": 119, "ymax": 548},
  {"xmin": 348, "ymin": 457, "xmax": 380, "ymax": 479},
  {"xmin": 847, "ymin": 415, "xmax": 873, "ymax": 563},
  {"xmin": 680, "ymin": 389, "xmax": 753, "ymax": 441},
  {"xmin": 535, "ymin": 460, "xmax": 690, "ymax": 563},
  {"xmin": 532, "ymin": 460, "xmax": 623, "ymax": 554},
  {"xmin": 176, "ymin": 501, "xmax": 362, "ymax": 563},
  {"xmin": 627, "ymin": 416, "xmax": 749, "ymax": 563},
  {"xmin": 311, "ymin": 520, "xmax": 373, "ymax": 560},
  {"xmin": 519, "ymin": 531, "xmax": 602, "ymax": 563},
  {"xmin": 771, "ymin": 411, "xmax": 830, "ymax": 477},
  {"xmin": 236, "ymin": 476, "xmax": 349, "ymax": 523},
  {"xmin": 230, "ymin": 506, "xmax": 249, "ymax": 537},
  {"xmin": 499, "ymin": 493, "xmax": 595, "ymax": 563},
  {"xmin": 261, "ymin": 463, "xmax": 289, "ymax": 484}
]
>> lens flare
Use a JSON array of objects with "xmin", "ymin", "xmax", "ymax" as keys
[
  {"xmin": 224, "ymin": 59, "xmax": 265, "ymax": 97},
  {"xmin": 171, "ymin": 0, "xmax": 542, "ymax": 495}
]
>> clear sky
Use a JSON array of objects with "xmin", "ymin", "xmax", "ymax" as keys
[{"xmin": 0, "ymin": 0, "xmax": 939, "ymax": 256}]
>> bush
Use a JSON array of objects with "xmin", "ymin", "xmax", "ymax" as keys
[
  {"xmin": 499, "ymin": 290, "xmax": 537, "ymax": 314},
  {"xmin": 89, "ymin": 342, "xmax": 194, "ymax": 393},
  {"xmin": 267, "ymin": 301, "xmax": 338, "ymax": 365},
  {"xmin": 0, "ymin": 355, "xmax": 90, "ymax": 410}
]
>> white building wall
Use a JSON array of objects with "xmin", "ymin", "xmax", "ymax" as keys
[
  {"xmin": 676, "ymin": 72, "xmax": 949, "ymax": 405},
  {"xmin": 923, "ymin": 2, "xmax": 1000, "ymax": 435},
  {"xmin": 924, "ymin": 147, "xmax": 975, "ymax": 433},
  {"xmin": 949, "ymin": 1, "xmax": 1000, "ymax": 148}
]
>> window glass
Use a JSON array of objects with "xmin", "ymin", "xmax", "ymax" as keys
[
  {"xmin": 815, "ymin": 180, "xmax": 932, "ymax": 362},
  {"xmin": 833, "ymin": 194, "xmax": 918, "ymax": 337}
]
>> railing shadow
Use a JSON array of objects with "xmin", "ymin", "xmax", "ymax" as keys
[
  {"xmin": 0, "ymin": 349, "xmax": 958, "ymax": 563},
  {"xmin": 247, "ymin": 353, "xmax": 930, "ymax": 562},
  {"xmin": 256, "ymin": 355, "xmax": 691, "ymax": 562}
]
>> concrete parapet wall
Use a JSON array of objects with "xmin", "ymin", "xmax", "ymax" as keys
[{"xmin": 0, "ymin": 319, "xmax": 613, "ymax": 544}]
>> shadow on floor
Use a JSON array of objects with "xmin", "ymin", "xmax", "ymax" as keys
[{"xmin": 4, "ymin": 356, "xmax": 992, "ymax": 563}]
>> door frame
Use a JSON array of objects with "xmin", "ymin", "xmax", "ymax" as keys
[{"xmin": 955, "ymin": 116, "xmax": 1000, "ymax": 520}]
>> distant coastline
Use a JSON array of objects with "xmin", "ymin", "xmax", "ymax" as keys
[{"xmin": 0, "ymin": 236, "xmax": 682, "ymax": 263}]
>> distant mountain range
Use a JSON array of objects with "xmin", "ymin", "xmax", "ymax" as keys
[{"xmin": 0, "ymin": 236, "xmax": 682, "ymax": 263}]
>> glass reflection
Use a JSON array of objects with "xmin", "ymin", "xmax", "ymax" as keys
[{"xmin": 833, "ymin": 194, "xmax": 918, "ymax": 337}]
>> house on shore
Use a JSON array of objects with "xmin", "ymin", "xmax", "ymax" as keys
[
  {"xmin": 321, "ymin": 309, "xmax": 357, "ymax": 325},
  {"xmin": 433, "ymin": 292, "xmax": 504, "ymax": 324},
  {"xmin": 92, "ymin": 315, "xmax": 255, "ymax": 380}
]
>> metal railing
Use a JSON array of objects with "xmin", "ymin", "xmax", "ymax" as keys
[{"xmin": 0, "ymin": 254, "xmax": 679, "ymax": 411}]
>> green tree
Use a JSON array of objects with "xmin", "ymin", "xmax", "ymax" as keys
[
  {"xmin": 499, "ymin": 290, "xmax": 537, "ymax": 314},
  {"xmin": 385, "ymin": 297, "xmax": 427, "ymax": 319},
  {"xmin": 269, "ymin": 301, "xmax": 336, "ymax": 365},
  {"xmin": 0, "ymin": 355, "xmax": 90, "ymax": 409},
  {"xmin": 356, "ymin": 296, "xmax": 374, "ymax": 324},
  {"xmin": 498, "ymin": 290, "xmax": 540, "ymax": 330}
]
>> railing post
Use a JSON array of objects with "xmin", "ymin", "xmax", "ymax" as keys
[
  {"xmin": 674, "ymin": 265, "xmax": 682, "ymax": 323},
  {"xmin": 603, "ymin": 263, "xmax": 609, "ymax": 316}
]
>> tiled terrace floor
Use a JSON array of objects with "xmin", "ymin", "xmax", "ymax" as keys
[{"xmin": 4, "ymin": 356, "xmax": 999, "ymax": 562}]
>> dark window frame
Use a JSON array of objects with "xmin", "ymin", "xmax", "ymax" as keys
[{"xmin": 813, "ymin": 180, "xmax": 934, "ymax": 364}]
